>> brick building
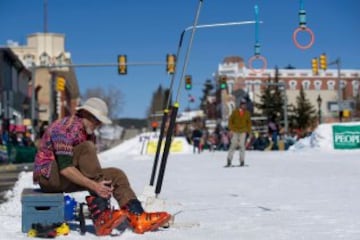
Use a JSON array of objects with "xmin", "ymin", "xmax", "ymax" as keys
[{"xmin": 217, "ymin": 56, "xmax": 360, "ymax": 126}]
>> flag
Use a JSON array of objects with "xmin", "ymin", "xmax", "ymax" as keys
[{"xmin": 188, "ymin": 94, "xmax": 195, "ymax": 103}]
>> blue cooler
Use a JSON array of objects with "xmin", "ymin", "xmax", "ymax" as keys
[{"xmin": 21, "ymin": 188, "xmax": 64, "ymax": 233}]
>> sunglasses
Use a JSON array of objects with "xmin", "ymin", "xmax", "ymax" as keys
[{"xmin": 90, "ymin": 114, "xmax": 102, "ymax": 126}]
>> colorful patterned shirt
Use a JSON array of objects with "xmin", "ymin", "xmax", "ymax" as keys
[{"xmin": 33, "ymin": 115, "xmax": 96, "ymax": 183}]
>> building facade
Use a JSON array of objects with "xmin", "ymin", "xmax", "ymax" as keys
[
  {"xmin": 217, "ymin": 56, "xmax": 360, "ymax": 125},
  {"xmin": 6, "ymin": 33, "xmax": 80, "ymax": 130},
  {"xmin": 0, "ymin": 48, "xmax": 32, "ymax": 132}
]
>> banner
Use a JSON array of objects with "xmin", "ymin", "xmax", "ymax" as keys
[
  {"xmin": 332, "ymin": 125, "xmax": 360, "ymax": 149},
  {"xmin": 147, "ymin": 138, "xmax": 184, "ymax": 154}
]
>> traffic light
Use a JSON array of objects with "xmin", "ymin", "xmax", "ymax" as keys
[
  {"xmin": 311, "ymin": 57, "xmax": 319, "ymax": 75},
  {"xmin": 166, "ymin": 54, "xmax": 176, "ymax": 74},
  {"xmin": 185, "ymin": 75, "xmax": 192, "ymax": 90},
  {"xmin": 220, "ymin": 76, "xmax": 227, "ymax": 89},
  {"xmin": 56, "ymin": 76, "xmax": 66, "ymax": 91},
  {"xmin": 118, "ymin": 54, "xmax": 127, "ymax": 75},
  {"xmin": 319, "ymin": 53, "xmax": 327, "ymax": 70}
]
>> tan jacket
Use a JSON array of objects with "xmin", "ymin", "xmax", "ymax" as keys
[{"xmin": 228, "ymin": 109, "xmax": 252, "ymax": 134}]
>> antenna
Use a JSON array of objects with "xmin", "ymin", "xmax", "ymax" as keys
[{"xmin": 44, "ymin": 0, "xmax": 48, "ymax": 33}]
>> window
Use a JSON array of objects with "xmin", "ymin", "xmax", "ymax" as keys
[
  {"xmin": 23, "ymin": 54, "xmax": 35, "ymax": 68},
  {"xmin": 39, "ymin": 52, "xmax": 50, "ymax": 65},
  {"xmin": 289, "ymin": 80, "xmax": 297, "ymax": 90},
  {"xmin": 327, "ymin": 80, "xmax": 335, "ymax": 90},
  {"xmin": 302, "ymin": 80, "xmax": 311, "ymax": 90},
  {"xmin": 352, "ymin": 80, "xmax": 359, "ymax": 97},
  {"xmin": 314, "ymin": 80, "xmax": 322, "ymax": 90},
  {"xmin": 254, "ymin": 80, "xmax": 261, "ymax": 92},
  {"xmin": 244, "ymin": 80, "xmax": 253, "ymax": 92},
  {"xmin": 340, "ymin": 80, "xmax": 347, "ymax": 89}
]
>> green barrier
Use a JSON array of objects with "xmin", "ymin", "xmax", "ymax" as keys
[{"xmin": 3, "ymin": 145, "xmax": 37, "ymax": 164}]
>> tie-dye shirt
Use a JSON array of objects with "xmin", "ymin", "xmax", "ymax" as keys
[{"xmin": 33, "ymin": 115, "xmax": 96, "ymax": 183}]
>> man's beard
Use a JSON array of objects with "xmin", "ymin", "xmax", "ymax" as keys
[{"xmin": 85, "ymin": 126, "xmax": 94, "ymax": 135}]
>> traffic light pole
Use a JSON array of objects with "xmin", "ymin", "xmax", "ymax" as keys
[{"xmin": 30, "ymin": 61, "xmax": 168, "ymax": 137}]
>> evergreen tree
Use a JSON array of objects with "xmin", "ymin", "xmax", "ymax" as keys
[
  {"xmin": 147, "ymin": 85, "xmax": 171, "ymax": 121},
  {"xmin": 256, "ymin": 66, "xmax": 285, "ymax": 121},
  {"xmin": 294, "ymin": 86, "xmax": 317, "ymax": 131},
  {"xmin": 199, "ymin": 79, "xmax": 214, "ymax": 117},
  {"xmin": 256, "ymin": 76, "xmax": 274, "ymax": 118}
]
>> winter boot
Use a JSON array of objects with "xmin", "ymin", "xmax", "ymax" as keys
[
  {"xmin": 123, "ymin": 199, "xmax": 171, "ymax": 234},
  {"xmin": 224, "ymin": 158, "xmax": 232, "ymax": 167},
  {"xmin": 85, "ymin": 195, "xmax": 127, "ymax": 236}
]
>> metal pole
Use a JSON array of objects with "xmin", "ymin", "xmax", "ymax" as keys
[
  {"xmin": 336, "ymin": 58, "xmax": 342, "ymax": 122},
  {"xmin": 150, "ymin": 19, "xmax": 260, "ymax": 190},
  {"xmin": 318, "ymin": 100, "xmax": 321, "ymax": 124},
  {"xmin": 49, "ymin": 72, "xmax": 54, "ymax": 123},
  {"xmin": 283, "ymin": 87, "xmax": 288, "ymax": 133},
  {"xmin": 155, "ymin": 0, "xmax": 203, "ymax": 196},
  {"xmin": 175, "ymin": 3, "xmax": 203, "ymax": 102},
  {"xmin": 149, "ymin": 109, "xmax": 168, "ymax": 186},
  {"xmin": 31, "ymin": 67, "xmax": 36, "ymax": 126}
]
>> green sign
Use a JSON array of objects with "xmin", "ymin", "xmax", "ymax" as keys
[{"xmin": 333, "ymin": 125, "xmax": 360, "ymax": 149}]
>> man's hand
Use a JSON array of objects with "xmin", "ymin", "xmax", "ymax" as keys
[
  {"xmin": 94, "ymin": 180, "xmax": 114, "ymax": 198},
  {"xmin": 61, "ymin": 167, "xmax": 114, "ymax": 198}
]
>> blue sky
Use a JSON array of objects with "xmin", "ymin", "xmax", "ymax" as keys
[{"xmin": 1, "ymin": 0, "xmax": 359, "ymax": 118}]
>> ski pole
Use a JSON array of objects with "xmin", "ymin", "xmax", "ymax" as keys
[
  {"xmin": 155, "ymin": 0, "xmax": 203, "ymax": 196},
  {"xmin": 149, "ymin": 26, "xmax": 188, "ymax": 187},
  {"xmin": 149, "ymin": 108, "xmax": 168, "ymax": 186}
]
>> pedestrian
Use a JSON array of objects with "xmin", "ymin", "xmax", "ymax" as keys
[
  {"xmin": 32, "ymin": 97, "xmax": 171, "ymax": 236},
  {"xmin": 225, "ymin": 99, "xmax": 252, "ymax": 167},
  {"xmin": 268, "ymin": 114, "xmax": 279, "ymax": 150},
  {"xmin": 191, "ymin": 127, "xmax": 203, "ymax": 154},
  {"xmin": 220, "ymin": 129, "xmax": 230, "ymax": 151}
]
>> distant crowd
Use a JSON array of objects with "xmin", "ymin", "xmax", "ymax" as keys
[
  {"xmin": 0, "ymin": 129, "xmax": 36, "ymax": 164},
  {"xmin": 181, "ymin": 121, "xmax": 311, "ymax": 154}
]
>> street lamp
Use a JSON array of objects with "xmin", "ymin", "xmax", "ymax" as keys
[{"xmin": 317, "ymin": 94, "xmax": 322, "ymax": 124}]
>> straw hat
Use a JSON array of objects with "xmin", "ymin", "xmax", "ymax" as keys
[{"xmin": 76, "ymin": 98, "xmax": 112, "ymax": 124}]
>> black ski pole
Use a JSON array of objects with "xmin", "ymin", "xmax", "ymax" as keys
[
  {"xmin": 155, "ymin": 0, "xmax": 203, "ymax": 196},
  {"xmin": 149, "ymin": 109, "xmax": 169, "ymax": 186},
  {"xmin": 149, "ymin": 11, "xmax": 186, "ymax": 188},
  {"xmin": 155, "ymin": 104, "xmax": 178, "ymax": 195}
]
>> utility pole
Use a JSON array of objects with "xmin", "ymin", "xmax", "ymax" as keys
[{"xmin": 328, "ymin": 58, "xmax": 342, "ymax": 121}]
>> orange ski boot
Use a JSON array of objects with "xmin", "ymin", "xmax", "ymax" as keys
[
  {"xmin": 123, "ymin": 199, "xmax": 171, "ymax": 234},
  {"xmin": 86, "ymin": 196, "xmax": 127, "ymax": 236}
]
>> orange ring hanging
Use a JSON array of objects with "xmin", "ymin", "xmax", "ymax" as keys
[
  {"xmin": 293, "ymin": 27, "xmax": 315, "ymax": 50},
  {"xmin": 248, "ymin": 55, "xmax": 267, "ymax": 74}
]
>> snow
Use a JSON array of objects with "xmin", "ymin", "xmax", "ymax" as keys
[{"xmin": 1, "ymin": 123, "xmax": 360, "ymax": 239}]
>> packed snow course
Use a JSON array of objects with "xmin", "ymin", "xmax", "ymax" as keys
[{"xmin": 0, "ymin": 122, "xmax": 359, "ymax": 239}]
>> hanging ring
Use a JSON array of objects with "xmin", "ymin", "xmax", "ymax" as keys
[
  {"xmin": 248, "ymin": 55, "xmax": 267, "ymax": 74},
  {"xmin": 293, "ymin": 27, "xmax": 315, "ymax": 50}
]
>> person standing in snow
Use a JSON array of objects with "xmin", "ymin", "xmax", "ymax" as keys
[
  {"xmin": 225, "ymin": 99, "xmax": 252, "ymax": 167},
  {"xmin": 268, "ymin": 114, "xmax": 279, "ymax": 150},
  {"xmin": 33, "ymin": 97, "xmax": 170, "ymax": 236},
  {"xmin": 191, "ymin": 126, "xmax": 203, "ymax": 154}
]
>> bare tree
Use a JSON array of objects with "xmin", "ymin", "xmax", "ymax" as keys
[{"xmin": 82, "ymin": 86, "xmax": 124, "ymax": 119}]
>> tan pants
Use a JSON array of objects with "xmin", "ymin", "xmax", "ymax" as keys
[
  {"xmin": 227, "ymin": 132, "xmax": 247, "ymax": 165},
  {"xmin": 39, "ymin": 141, "xmax": 137, "ymax": 207}
]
